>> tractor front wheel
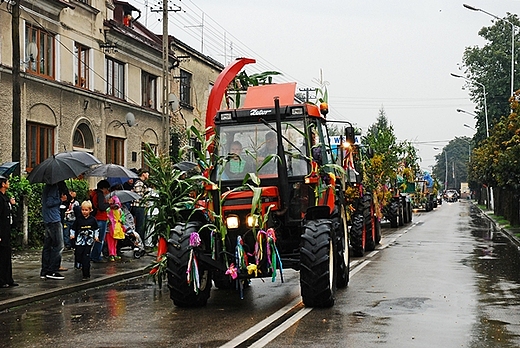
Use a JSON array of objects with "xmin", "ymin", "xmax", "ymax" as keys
[
  {"xmin": 167, "ymin": 221, "xmax": 212, "ymax": 307},
  {"xmin": 300, "ymin": 219, "xmax": 336, "ymax": 307}
]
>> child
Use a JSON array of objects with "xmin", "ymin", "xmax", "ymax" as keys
[
  {"xmin": 70, "ymin": 201, "xmax": 99, "ymax": 280},
  {"xmin": 63, "ymin": 189, "xmax": 80, "ymax": 250},
  {"xmin": 106, "ymin": 196, "xmax": 126, "ymax": 261}
]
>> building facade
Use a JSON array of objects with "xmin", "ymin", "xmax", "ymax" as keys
[{"xmin": 0, "ymin": 0, "xmax": 223, "ymax": 174}]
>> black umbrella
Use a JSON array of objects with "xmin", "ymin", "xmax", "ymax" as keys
[
  {"xmin": 0, "ymin": 162, "xmax": 19, "ymax": 177},
  {"xmin": 27, "ymin": 155, "xmax": 92, "ymax": 185},
  {"xmin": 55, "ymin": 151, "xmax": 101, "ymax": 167},
  {"xmin": 105, "ymin": 190, "xmax": 140, "ymax": 203},
  {"xmin": 86, "ymin": 164, "xmax": 139, "ymax": 179},
  {"xmin": 173, "ymin": 161, "xmax": 199, "ymax": 172}
]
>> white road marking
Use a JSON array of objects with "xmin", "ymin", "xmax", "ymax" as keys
[
  {"xmin": 220, "ymin": 222, "xmax": 419, "ymax": 347},
  {"xmin": 219, "ymin": 296, "xmax": 302, "ymax": 348},
  {"xmin": 248, "ymin": 307, "xmax": 313, "ymax": 348}
]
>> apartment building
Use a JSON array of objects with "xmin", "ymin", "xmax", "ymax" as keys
[{"xmin": 0, "ymin": 0, "xmax": 223, "ymax": 172}]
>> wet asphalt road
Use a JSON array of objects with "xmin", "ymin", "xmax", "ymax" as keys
[{"xmin": 1, "ymin": 201, "xmax": 520, "ymax": 347}]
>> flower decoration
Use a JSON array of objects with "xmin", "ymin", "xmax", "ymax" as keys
[{"xmin": 225, "ymin": 263, "xmax": 238, "ymax": 279}]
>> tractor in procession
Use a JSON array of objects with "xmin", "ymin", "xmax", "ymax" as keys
[
  {"xmin": 156, "ymin": 58, "xmax": 417, "ymax": 308},
  {"xmin": 162, "ymin": 58, "xmax": 356, "ymax": 307}
]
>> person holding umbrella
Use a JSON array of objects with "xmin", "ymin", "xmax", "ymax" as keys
[
  {"xmin": 132, "ymin": 169, "xmax": 149, "ymax": 244},
  {"xmin": 0, "ymin": 176, "xmax": 18, "ymax": 288}
]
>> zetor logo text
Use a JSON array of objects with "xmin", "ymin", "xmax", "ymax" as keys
[{"xmin": 250, "ymin": 109, "xmax": 271, "ymax": 116}]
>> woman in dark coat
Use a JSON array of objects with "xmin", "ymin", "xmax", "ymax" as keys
[{"xmin": 0, "ymin": 176, "xmax": 17, "ymax": 288}]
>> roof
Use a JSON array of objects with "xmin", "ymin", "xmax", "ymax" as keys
[{"xmin": 243, "ymin": 83, "xmax": 297, "ymax": 108}]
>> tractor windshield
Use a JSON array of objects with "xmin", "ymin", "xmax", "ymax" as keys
[{"xmin": 215, "ymin": 120, "xmax": 308, "ymax": 181}]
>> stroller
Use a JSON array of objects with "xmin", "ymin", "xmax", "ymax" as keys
[
  {"xmin": 118, "ymin": 227, "xmax": 146, "ymax": 259},
  {"xmin": 109, "ymin": 195, "xmax": 146, "ymax": 259}
]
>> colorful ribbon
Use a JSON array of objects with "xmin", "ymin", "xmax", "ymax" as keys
[{"xmin": 186, "ymin": 232, "xmax": 201, "ymax": 293}]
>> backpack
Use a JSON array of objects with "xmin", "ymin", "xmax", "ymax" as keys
[{"xmin": 89, "ymin": 189, "xmax": 99, "ymax": 216}]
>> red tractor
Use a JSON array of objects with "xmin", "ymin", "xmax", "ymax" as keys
[{"xmin": 166, "ymin": 58, "xmax": 352, "ymax": 307}]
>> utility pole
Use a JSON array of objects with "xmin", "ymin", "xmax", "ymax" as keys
[
  {"xmin": 11, "ymin": 0, "xmax": 21, "ymax": 176},
  {"xmin": 151, "ymin": 0, "xmax": 181, "ymax": 153}
]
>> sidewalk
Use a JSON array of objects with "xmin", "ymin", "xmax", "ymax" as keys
[
  {"xmin": 475, "ymin": 202, "xmax": 520, "ymax": 248},
  {"xmin": 0, "ymin": 248, "xmax": 154, "ymax": 311}
]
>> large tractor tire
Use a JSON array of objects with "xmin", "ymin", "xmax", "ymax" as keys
[
  {"xmin": 398, "ymin": 198, "xmax": 404, "ymax": 226},
  {"xmin": 350, "ymin": 212, "xmax": 365, "ymax": 257},
  {"xmin": 300, "ymin": 219, "xmax": 336, "ymax": 307},
  {"xmin": 168, "ymin": 221, "xmax": 212, "ymax": 307},
  {"xmin": 374, "ymin": 217, "xmax": 381, "ymax": 245},
  {"xmin": 406, "ymin": 200, "xmax": 412, "ymax": 223},
  {"xmin": 387, "ymin": 200, "xmax": 399, "ymax": 228},
  {"xmin": 402, "ymin": 197, "xmax": 409, "ymax": 224},
  {"xmin": 364, "ymin": 195, "xmax": 376, "ymax": 252},
  {"xmin": 332, "ymin": 206, "xmax": 350, "ymax": 289}
]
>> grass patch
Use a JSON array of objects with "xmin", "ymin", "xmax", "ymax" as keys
[{"xmin": 496, "ymin": 216, "xmax": 509, "ymax": 225}]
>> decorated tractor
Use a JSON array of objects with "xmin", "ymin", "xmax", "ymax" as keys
[
  {"xmin": 383, "ymin": 180, "xmax": 413, "ymax": 228},
  {"xmin": 164, "ymin": 58, "xmax": 351, "ymax": 308},
  {"xmin": 330, "ymin": 132, "xmax": 381, "ymax": 257},
  {"xmin": 409, "ymin": 171, "xmax": 437, "ymax": 211}
]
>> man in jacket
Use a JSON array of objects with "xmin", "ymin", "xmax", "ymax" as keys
[
  {"xmin": 0, "ymin": 176, "xmax": 18, "ymax": 287},
  {"xmin": 40, "ymin": 181, "xmax": 67, "ymax": 280}
]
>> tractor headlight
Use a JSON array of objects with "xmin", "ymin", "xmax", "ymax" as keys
[
  {"xmin": 226, "ymin": 215, "xmax": 239, "ymax": 229},
  {"xmin": 246, "ymin": 215, "xmax": 259, "ymax": 228},
  {"xmin": 220, "ymin": 112, "xmax": 232, "ymax": 121}
]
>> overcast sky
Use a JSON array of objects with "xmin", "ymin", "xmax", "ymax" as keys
[{"xmin": 129, "ymin": 0, "xmax": 519, "ymax": 169}]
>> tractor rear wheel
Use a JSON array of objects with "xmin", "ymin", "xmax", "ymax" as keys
[
  {"xmin": 168, "ymin": 221, "xmax": 212, "ymax": 307},
  {"xmin": 388, "ymin": 200, "xmax": 398, "ymax": 228},
  {"xmin": 300, "ymin": 219, "xmax": 336, "ymax": 307},
  {"xmin": 333, "ymin": 206, "xmax": 350, "ymax": 289},
  {"xmin": 350, "ymin": 212, "xmax": 364, "ymax": 257},
  {"xmin": 374, "ymin": 217, "xmax": 381, "ymax": 245},
  {"xmin": 364, "ymin": 199, "xmax": 376, "ymax": 252}
]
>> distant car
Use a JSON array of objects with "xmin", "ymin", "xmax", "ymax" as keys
[{"xmin": 445, "ymin": 190, "xmax": 458, "ymax": 202}]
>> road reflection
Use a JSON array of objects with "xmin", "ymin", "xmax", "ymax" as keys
[{"xmin": 466, "ymin": 204, "xmax": 520, "ymax": 347}]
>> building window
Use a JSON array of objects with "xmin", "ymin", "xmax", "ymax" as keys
[
  {"xmin": 179, "ymin": 69, "xmax": 192, "ymax": 106},
  {"xmin": 26, "ymin": 122, "xmax": 54, "ymax": 171},
  {"xmin": 25, "ymin": 24, "xmax": 55, "ymax": 78},
  {"xmin": 106, "ymin": 56, "xmax": 125, "ymax": 99},
  {"xmin": 142, "ymin": 72, "xmax": 157, "ymax": 109},
  {"xmin": 73, "ymin": 123, "xmax": 95, "ymax": 150},
  {"xmin": 74, "ymin": 43, "xmax": 90, "ymax": 89},
  {"xmin": 106, "ymin": 136, "xmax": 124, "ymax": 165}
]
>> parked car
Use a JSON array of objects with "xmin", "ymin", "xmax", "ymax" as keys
[{"xmin": 444, "ymin": 190, "xmax": 459, "ymax": 202}]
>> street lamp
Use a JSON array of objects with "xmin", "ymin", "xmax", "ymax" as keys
[
  {"xmin": 463, "ymin": 4, "xmax": 515, "ymax": 97},
  {"xmin": 457, "ymin": 108, "xmax": 477, "ymax": 117},
  {"xmin": 464, "ymin": 123, "xmax": 475, "ymax": 131},
  {"xmin": 451, "ymin": 73, "xmax": 489, "ymax": 138}
]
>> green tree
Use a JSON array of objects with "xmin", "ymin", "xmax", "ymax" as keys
[
  {"xmin": 461, "ymin": 13, "xmax": 520, "ymax": 143},
  {"xmin": 362, "ymin": 107, "xmax": 400, "ymax": 191},
  {"xmin": 469, "ymin": 92, "xmax": 520, "ymax": 224},
  {"xmin": 433, "ymin": 137, "xmax": 472, "ymax": 190}
]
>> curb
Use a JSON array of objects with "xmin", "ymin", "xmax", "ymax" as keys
[
  {"xmin": 473, "ymin": 202, "xmax": 520, "ymax": 248},
  {"xmin": 0, "ymin": 267, "xmax": 147, "ymax": 311}
]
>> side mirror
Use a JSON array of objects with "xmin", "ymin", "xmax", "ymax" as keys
[{"xmin": 344, "ymin": 126, "xmax": 355, "ymax": 145}]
